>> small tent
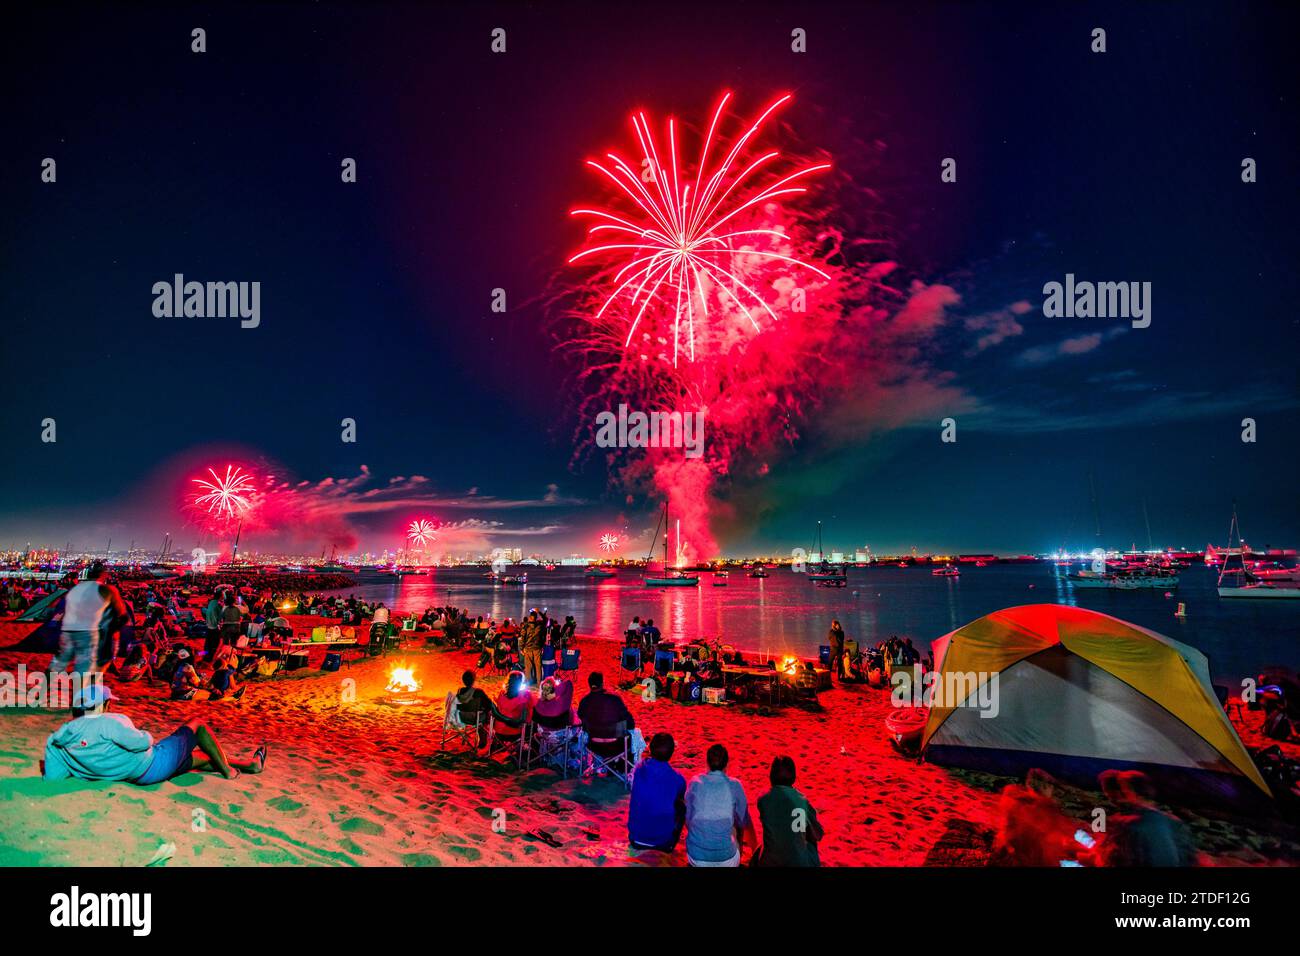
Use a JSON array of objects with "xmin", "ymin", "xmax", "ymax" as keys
[
  {"xmin": 15, "ymin": 589, "xmax": 66, "ymax": 623},
  {"xmin": 921, "ymin": 604, "xmax": 1270, "ymax": 803}
]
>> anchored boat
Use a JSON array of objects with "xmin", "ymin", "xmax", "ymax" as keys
[
  {"xmin": 642, "ymin": 506, "xmax": 700, "ymax": 588},
  {"xmin": 1217, "ymin": 507, "xmax": 1300, "ymax": 599}
]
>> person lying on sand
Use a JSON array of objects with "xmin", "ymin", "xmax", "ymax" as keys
[{"xmin": 43, "ymin": 684, "xmax": 266, "ymax": 784}]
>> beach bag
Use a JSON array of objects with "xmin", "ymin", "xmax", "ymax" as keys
[
  {"xmin": 311, "ymin": 626, "xmax": 327, "ymax": 642},
  {"xmin": 326, "ymin": 625, "xmax": 342, "ymax": 641},
  {"xmin": 321, "ymin": 652, "xmax": 342, "ymax": 672},
  {"xmin": 342, "ymin": 626, "xmax": 355, "ymax": 641},
  {"xmin": 256, "ymin": 657, "xmax": 279, "ymax": 678}
]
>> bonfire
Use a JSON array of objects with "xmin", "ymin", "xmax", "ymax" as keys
[{"xmin": 384, "ymin": 663, "xmax": 422, "ymax": 705}]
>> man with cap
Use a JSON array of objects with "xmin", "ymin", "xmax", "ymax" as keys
[{"xmin": 43, "ymin": 683, "xmax": 266, "ymax": 784}]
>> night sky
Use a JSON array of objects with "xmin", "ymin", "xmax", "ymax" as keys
[{"xmin": 2, "ymin": 1, "xmax": 1296, "ymax": 557}]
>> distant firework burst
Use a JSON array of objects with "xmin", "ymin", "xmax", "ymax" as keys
[
  {"xmin": 598, "ymin": 532, "xmax": 621, "ymax": 552},
  {"xmin": 407, "ymin": 519, "xmax": 437, "ymax": 547},
  {"xmin": 568, "ymin": 92, "xmax": 831, "ymax": 367},
  {"xmin": 192, "ymin": 465, "xmax": 255, "ymax": 523}
]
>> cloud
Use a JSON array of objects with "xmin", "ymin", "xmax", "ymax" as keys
[
  {"xmin": 1014, "ymin": 327, "xmax": 1127, "ymax": 366},
  {"xmin": 962, "ymin": 382, "xmax": 1299, "ymax": 434},
  {"xmin": 964, "ymin": 300, "xmax": 1031, "ymax": 354},
  {"xmin": 890, "ymin": 281, "xmax": 961, "ymax": 337}
]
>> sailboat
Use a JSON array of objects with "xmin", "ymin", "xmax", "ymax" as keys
[
  {"xmin": 807, "ymin": 521, "xmax": 848, "ymax": 587},
  {"xmin": 642, "ymin": 507, "xmax": 700, "ymax": 588},
  {"xmin": 1218, "ymin": 507, "xmax": 1300, "ymax": 599}
]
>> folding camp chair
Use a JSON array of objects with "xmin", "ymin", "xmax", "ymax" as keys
[
  {"xmin": 440, "ymin": 692, "xmax": 491, "ymax": 752},
  {"xmin": 620, "ymin": 646, "xmax": 643, "ymax": 676},
  {"xmin": 520, "ymin": 722, "xmax": 575, "ymax": 776},
  {"xmin": 487, "ymin": 721, "xmax": 526, "ymax": 764},
  {"xmin": 653, "ymin": 648, "xmax": 676, "ymax": 676},
  {"xmin": 582, "ymin": 721, "xmax": 633, "ymax": 789},
  {"xmin": 558, "ymin": 648, "xmax": 581, "ymax": 678}
]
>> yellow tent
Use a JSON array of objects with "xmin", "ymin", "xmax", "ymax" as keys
[{"xmin": 921, "ymin": 604, "xmax": 1270, "ymax": 799}]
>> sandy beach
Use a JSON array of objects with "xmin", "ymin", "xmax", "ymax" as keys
[{"xmin": 2, "ymin": 613, "xmax": 1297, "ymax": 868}]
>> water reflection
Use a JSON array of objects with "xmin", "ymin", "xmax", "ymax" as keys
[{"xmin": 334, "ymin": 565, "xmax": 1294, "ymax": 682}]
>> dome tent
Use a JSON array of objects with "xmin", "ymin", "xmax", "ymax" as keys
[{"xmin": 921, "ymin": 604, "xmax": 1270, "ymax": 803}]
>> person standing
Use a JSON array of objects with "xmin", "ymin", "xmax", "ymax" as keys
[
  {"xmin": 519, "ymin": 610, "xmax": 545, "ymax": 686},
  {"xmin": 828, "ymin": 620, "xmax": 847, "ymax": 680},
  {"xmin": 51, "ymin": 562, "xmax": 125, "ymax": 676}
]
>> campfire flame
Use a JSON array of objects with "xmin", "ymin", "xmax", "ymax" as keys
[
  {"xmin": 385, "ymin": 665, "xmax": 421, "ymax": 695},
  {"xmin": 780, "ymin": 655, "xmax": 799, "ymax": 676}
]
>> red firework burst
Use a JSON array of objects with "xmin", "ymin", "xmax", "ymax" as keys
[{"xmin": 568, "ymin": 92, "xmax": 831, "ymax": 367}]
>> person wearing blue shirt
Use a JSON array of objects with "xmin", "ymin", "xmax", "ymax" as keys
[
  {"xmin": 628, "ymin": 732, "xmax": 686, "ymax": 852},
  {"xmin": 43, "ymin": 684, "xmax": 266, "ymax": 784}
]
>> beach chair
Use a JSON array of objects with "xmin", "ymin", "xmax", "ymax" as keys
[
  {"xmin": 654, "ymin": 648, "xmax": 676, "ymax": 676},
  {"xmin": 620, "ymin": 646, "xmax": 643, "ymax": 675},
  {"xmin": 487, "ymin": 720, "xmax": 526, "ymax": 764},
  {"xmin": 520, "ymin": 722, "xmax": 574, "ymax": 777},
  {"xmin": 440, "ymin": 692, "xmax": 491, "ymax": 752},
  {"xmin": 559, "ymin": 648, "xmax": 581, "ymax": 677},
  {"xmin": 581, "ymin": 720, "xmax": 633, "ymax": 789}
]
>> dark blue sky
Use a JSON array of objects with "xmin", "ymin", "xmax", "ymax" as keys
[{"xmin": 2, "ymin": 1, "xmax": 1296, "ymax": 557}]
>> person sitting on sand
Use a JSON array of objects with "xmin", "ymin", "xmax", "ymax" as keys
[
  {"xmin": 493, "ymin": 671, "xmax": 534, "ymax": 747},
  {"xmin": 118, "ymin": 643, "xmax": 154, "ymax": 684},
  {"xmin": 1088, "ymin": 770, "xmax": 1197, "ymax": 867},
  {"xmin": 628, "ymin": 732, "xmax": 686, "ymax": 853},
  {"xmin": 43, "ymin": 684, "xmax": 265, "ymax": 784},
  {"xmin": 754, "ymin": 755, "xmax": 823, "ymax": 867},
  {"xmin": 684, "ymin": 743, "xmax": 756, "ymax": 867},
  {"xmin": 208, "ymin": 659, "xmax": 246, "ymax": 701},
  {"xmin": 533, "ymin": 676, "xmax": 574, "ymax": 730},
  {"xmin": 170, "ymin": 648, "xmax": 212, "ymax": 701}
]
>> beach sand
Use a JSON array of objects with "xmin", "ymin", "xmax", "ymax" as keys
[{"xmin": 1, "ymin": 615, "xmax": 1297, "ymax": 867}]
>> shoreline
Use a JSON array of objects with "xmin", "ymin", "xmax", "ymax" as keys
[{"xmin": 2, "ymin": 610, "xmax": 1298, "ymax": 867}]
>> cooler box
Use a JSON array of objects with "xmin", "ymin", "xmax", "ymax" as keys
[
  {"xmin": 285, "ymin": 651, "xmax": 311, "ymax": 671},
  {"xmin": 702, "ymin": 687, "xmax": 726, "ymax": 705}
]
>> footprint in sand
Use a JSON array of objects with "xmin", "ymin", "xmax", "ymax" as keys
[
  {"xmin": 442, "ymin": 844, "xmax": 481, "ymax": 862},
  {"xmin": 340, "ymin": 817, "xmax": 385, "ymax": 836},
  {"xmin": 267, "ymin": 796, "xmax": 305, "ymax": 814},
  {"xmin": 400, "ymin": 852, "xmax": 442, "ymax": 866}
]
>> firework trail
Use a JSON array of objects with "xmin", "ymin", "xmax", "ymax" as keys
[
  {"xmin": 561, "ymin": 92, "xmax": 900, "ymax": 561},
  {"xmin": 598, "ymin": 532, "xmax": 621, "ymax": 552}
]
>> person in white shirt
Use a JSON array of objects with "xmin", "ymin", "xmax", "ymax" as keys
[{"xmin": 52, "ymin": 562, "xmax": 127, "ymax": 676}]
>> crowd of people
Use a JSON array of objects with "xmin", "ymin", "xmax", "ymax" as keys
[{"xmin": 8, "ymin": 564, "xmax": 1253, "ymax": 867}]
